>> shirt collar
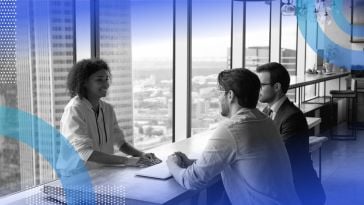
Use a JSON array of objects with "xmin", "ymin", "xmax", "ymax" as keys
[
  {"xmin": 269, "ymin": 95, "xmax": 287, "ymax": 114},
  {"xmin": 231, "ymin": 107, "xmax": 255, "ymax": 119},
  {"xmin": 77, "ymin": 95, "xmax": 100, "ymax": 111}
]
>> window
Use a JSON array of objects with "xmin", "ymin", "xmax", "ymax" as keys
[
  {"xmin": 98, "ymin": 0, "xmax": 174, "ymax": 150},
  {"xmin": 245, "ymin": 1, "xmax": 270, "ymax": 70},
  {"xmin": 304, "ymin": 21, "xmax": 318, "ymax": 101},
  {"xmin": 231, "ymin": 0, "xmax": 244, "ymax": 68},
  {"xmin": 0, "ymin": 0, "xmax": 75, "ymax": 196},
  {"xmin": 280, "ymin": 1, "xmax": 298, "ymax": 102},
  {"xmin": 191, "ymin": 0, "xmax": 230, "ymax": 136},
  {"xmin": 280, "ymin": 10, "xmax": 297, "ymax": 75}
]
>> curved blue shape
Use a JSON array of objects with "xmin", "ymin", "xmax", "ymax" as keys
[
  {"xmin": 297, "ymin": 0, "xmax": 364, "ymax": 70},
  {"xmin": 0, "ymin": 106, "xmax": 96, "ymax": 204},
  {"xmin": 332, "ymin": 0, "xmax": 364, "ymax": 37}
]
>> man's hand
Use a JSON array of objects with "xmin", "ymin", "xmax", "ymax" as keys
[
  {"xmin": 166, "ymin": 152, "xmax": 194, "ymax": 168},
  {"xmin": 166, "ymin": 154, "xmax": 181, "ymax": 167},
  {"xmin": 174, "ymin": 152, "xmax": 194, "ymax": 168}
]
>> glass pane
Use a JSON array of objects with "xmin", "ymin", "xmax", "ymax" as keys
[
  {"xmin": 191, "ymin": 0, "xmax": 230, "ymax": 136},
  {"xmin": 281, "ymin": 13, "xmax": 297, "ymax": 75},
  {"xmin": 245, "ymin": 1, "xmax": 270, "ymax": 71},
  {"xmin": 0, "ymin": 0, "xmax": 18, "ymax": 196},
  {"xmin": 270, "ymin": 0, "xmax": 281, "ymax": 62},
  {"xmin": 281, "ymin": 2, "xmax": 297, "ymax": 102},
  {"xmin": 98, "ymin": 0, "xmax": 173, "ymax": 150},
  {"xmin": 1, "ymin": 0, "xmax": 76, "ymax": 196},
  {"xmin": 174, "ymin": 0, "xmax": 188, "ymax": 142},
  {"xmin": 232, "ymin": 1, "xmax": 244, "ymax": 68},
  {"xmin": 305, "ymin": 21, "xmax": 318, "ymax": 101}
]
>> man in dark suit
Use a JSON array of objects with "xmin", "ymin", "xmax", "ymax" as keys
[{"xmin": 256, "ymin": 62, "xmax": 326, "ymax": 205}]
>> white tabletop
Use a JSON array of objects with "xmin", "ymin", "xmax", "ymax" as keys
[
  {"xmin": 1, "ymin": 126, "xmax": 328, "ymax": 205},
  {"xmin": 306, "ymin": 117, "xmax": 322, "ymax": 130}
]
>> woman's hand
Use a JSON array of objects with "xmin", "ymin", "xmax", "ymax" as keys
[
  {"xmin": 142, "ymin": 153, "xmax": 162, "ymax": 165},
  {"xmin": 125, "ymin": 154, "xmax": 162, "ymax": 167},
  {"xmin": 125, "ymin": 157, "xmax": 153, "ymax": 167}
]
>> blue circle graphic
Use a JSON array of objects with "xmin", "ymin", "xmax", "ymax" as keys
[
  {"xmin": 297, "ymin": 0, "xmax": 364, "ymax": 70},
  {"xmin": 0, "ymin": 106, "xmax": 96, "ymax": 204},
  {"xmin": 332, "ymin": 0, "xmax": 364, "ymax": 37}
]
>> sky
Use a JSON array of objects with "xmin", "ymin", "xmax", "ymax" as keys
[
  {"xmin": 129, "ymin": 0, "xmax": 297, "ymax": 60},
  {"xmin": 33, "ymin": 0, "xmax": 298, "ymax": 61}
]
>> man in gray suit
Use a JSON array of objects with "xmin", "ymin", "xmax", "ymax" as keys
[{"xmin": 257, "ymin": 62, "xmax": 325, "ymax": 205}]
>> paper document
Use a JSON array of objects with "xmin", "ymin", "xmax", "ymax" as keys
[{"xmin": 135, "ymin": 162, "xmax": 172, "ymax": 180}]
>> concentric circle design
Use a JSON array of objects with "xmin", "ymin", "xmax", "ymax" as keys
[{"xmin": 297, "ymin": 0, "xmax": 364, "ymax": 70}]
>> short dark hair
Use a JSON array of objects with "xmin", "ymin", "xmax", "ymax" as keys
[
  {"xmin": 256, "ymin": 62, "xmax": 290, "ymax": 94},
  {"xmin": 67, "ymin": 59, "xmax": 110, "ymax": 98},
  {"xmin": 217, "ymin": 68, "xmax": 261, "ymax": 109}
]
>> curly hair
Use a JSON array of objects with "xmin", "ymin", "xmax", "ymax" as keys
[{"xmin": 67, "ymin": 59, "xmax": 111, "ymax": 99}]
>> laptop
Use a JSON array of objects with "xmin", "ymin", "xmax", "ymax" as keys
[{"xmin": 135, "ymin": 162, "xmax": 172, "ymax": 180}]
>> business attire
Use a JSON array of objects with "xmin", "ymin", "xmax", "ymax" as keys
[
  {"xmin": 263, "ymin": 96, "xmax": 326, "ymax": 205},
  {"xmin": 57, "ymin": 96, "xmax": 125, "ymax": 175},
  {"xmin": 168, "ymin": 108, "xmax": 300, "ymax": 205}
]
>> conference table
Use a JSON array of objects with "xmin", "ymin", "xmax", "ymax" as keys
[
  {"xmin": 2, "ymin": 117, "xmax": 327, "ymax": 205},
  {"xmin": 2, "ymin": 130, "xmax": 215, "ymax": 205}
]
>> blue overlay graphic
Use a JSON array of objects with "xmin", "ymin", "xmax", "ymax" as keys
[
  {"xmin": 0, "ymin": 106, "xmax": 96, "ymax": 204},
  {"xmin": 297, "ymin": 0, "xmax": 364, "ymax": 70}
]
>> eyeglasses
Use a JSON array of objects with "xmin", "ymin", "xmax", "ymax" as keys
[
  {"xmin": 261, "ymin": 82, "xmax": 274, "ymax": 86},
  {"xmin": 214, "ymin": 88, "xmax": 227, "ymax": 96},
  {"xmin": 260, "ymin": 82, "xmax": 275, "ymax": 90}
]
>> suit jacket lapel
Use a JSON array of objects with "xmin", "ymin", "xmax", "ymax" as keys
[{"xmin": 273, "ymin": 98, "xmax": 290, "ymax": 128}]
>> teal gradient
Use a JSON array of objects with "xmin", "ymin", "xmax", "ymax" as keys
[{"xmin": 0, "ymin": 106, "xmax": 96, "ymax": 204}]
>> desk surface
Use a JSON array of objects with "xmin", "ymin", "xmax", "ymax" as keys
[
  {"xmin": 45, "ymin": 127, "xmax": 326, "ymax": 205},
  {"xmin": 2, "ymin": 124, "xmax": 328, "ymax": 205},
  {"xmin": 309, "ymin": 136, "xmax": 329, "ymax": 152},
  {"xmin": 289, "ymin": 72, "xmax": 350, "ymax": 89},
  {"xmin": 306, "ymin": 117, "xmax": 322, "ymax": 130},
  {"xmin": 46, "ymin": 130, "xmax": 214, "ymax": 205}
]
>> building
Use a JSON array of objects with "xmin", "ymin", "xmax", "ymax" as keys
[
  {"xmin": 98, "ymin": 0, "xmax": 134, "ymax": 145},
  {"xmin": 0, "ymin": 0, "xmax": 19, "ymax": 196},
  {"xmin": 16, "ymin": 0, "xmax": 74, "ymax": 189},
  {"xmin": 245, "ymin": 46, "xmax": 270, "ymax": 70}
]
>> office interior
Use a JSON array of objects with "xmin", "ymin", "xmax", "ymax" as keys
[{"xmin": 0, "ymin": 0, "xmax": 364, "ymax": 204}]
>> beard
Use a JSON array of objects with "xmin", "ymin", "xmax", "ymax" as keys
[
  {"xmin": 259, "ymin": 93, "xmax": 275, "ymax": 104},
  {"xmin": 220, "ymin": 100, "xmax": 230, "ymax": 117}
]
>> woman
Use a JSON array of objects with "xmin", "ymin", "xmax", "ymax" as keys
[{"xmin": 58, "ymin": 59, "xmax": 160, "ymax": 174}]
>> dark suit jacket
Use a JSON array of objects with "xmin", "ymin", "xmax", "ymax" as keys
[{"xmin": 265, "ymin": 98, "xmax": 326, "ymax": 205}]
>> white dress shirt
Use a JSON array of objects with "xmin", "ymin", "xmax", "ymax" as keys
[
  {"xmin": 57, "ymin": 96, "xmax": 125, "ymax": 174},
  {"xmin": 168, "ymin": 108, "xmax": 300, "ymax": 205},
  {"xmin": 268, "ymin": 95, "xmax": 287, "ymax": 120}
]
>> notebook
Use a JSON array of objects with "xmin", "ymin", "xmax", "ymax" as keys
[{"xmin": 135, "ymin": 162, "xmax": 172, "ymax": 180}]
